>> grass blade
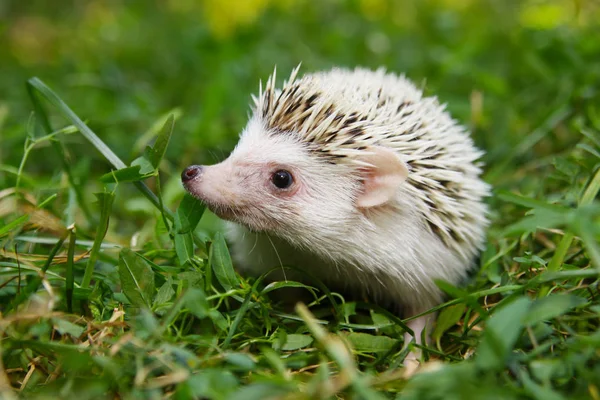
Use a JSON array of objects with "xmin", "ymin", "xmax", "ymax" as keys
[
  {"xmin": 8, "ymin": 234, "xmax": 67, "ymax": 312},
  {"xmin": 26, "ymin": 77, "xmax": 173, "ymax": 221},
  {"xmin": 81, "ymin": 191, "xmax": 115, "ymax": 288},
  {"xmin": 25, "ymin": 82, "xmax": 93, "ymax": 222},
  {"xmin": 222, "ymin": 275, "xmax": 264, "ymax": 348},
  {"xmin": 496, "ymin": 190, "xmax": 568, "ymax": 212},
  {"xmin": 547, "ymin": 166, "xmax": 600, "ymax": 272},
  {"xmin": 65, "ymin": 225, "xmax": 77, "ymax": 313},
  {"xmin": 27, "ymin": 78, "xmax": 125, "ymax": 169},
  {"xmin": 0, "ymin": 215, "xmax": 30, "ymax": 238},
  {"xmin": 523, "ymin": 294, "xmax": 587, "ymax": 325}
]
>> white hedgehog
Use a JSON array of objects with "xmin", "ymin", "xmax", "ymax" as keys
[{"xmin": 182, "ymin": 66, "xmax": 490, "ymax": 362}]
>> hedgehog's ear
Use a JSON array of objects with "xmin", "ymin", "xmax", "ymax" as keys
[{"xmin": 356, "ymin": 146, "xmax": 409, "ymax": 208}]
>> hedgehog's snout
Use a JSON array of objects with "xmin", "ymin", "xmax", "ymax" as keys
[{"xmin": 181, "ymin": 165, "xmax": 204, "ymax": 183}]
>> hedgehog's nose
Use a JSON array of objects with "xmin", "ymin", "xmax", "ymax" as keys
[{"xmin": 181, "ymin": 165, "xmax": 204, "ymax": 182}]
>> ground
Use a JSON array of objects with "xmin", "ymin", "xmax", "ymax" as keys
[{"xmin": 0, "ymin": 1, "xmax": 599, "ymax": 399}]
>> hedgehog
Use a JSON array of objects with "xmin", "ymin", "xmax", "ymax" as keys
[{"xmin": 181, "ymin": 66, "xmax": 490, "ymax": 363}]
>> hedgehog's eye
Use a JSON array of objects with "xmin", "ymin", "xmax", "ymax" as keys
[{"xmin": 271, "ymin": 170, "xmax": 293, "ymax": 189}]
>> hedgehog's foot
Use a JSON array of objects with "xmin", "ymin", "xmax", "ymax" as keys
[{"xmin": 402, "ymin": 313, "xmax": 433, "ymax": 371}]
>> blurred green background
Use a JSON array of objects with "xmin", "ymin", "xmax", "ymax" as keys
[{"xmin": 1, "ymin": 0, "xmax": 599, "ymax": 207}]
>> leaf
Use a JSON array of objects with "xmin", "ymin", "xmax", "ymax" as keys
[
  {"xmin": 72, "ymin": 287, "xmax": 93, "ymax": 300},
  {"xmin": 342, "ymin": 302, "xmax": 357, "ymax": 318},
  {"xmin": 132, "ymin": 154, "xmax": 155, "ymax": 175},
  {"xmin": 174, "ymin": 231, "xmax": 195, "ymax": 266},
  {"xmin": 434, "ymin": 279, "xmax": 487, "ymax": 319},
  {"xmin": 53, "ymin": 318, "xmax": 85, "ymax": 338},
  {"xmin": 147, "ymin": 114, "xmax": 175, "ymax": 169},
  {"xmin": 224, "ymin": 353, "xmax": 256, "ymax": 371},
  {"xmin": 210, "ymin": 232, "xmax": 241, "ymax": 291},
  {"xmin": 121, "ymin": 115, "xmax": 174, "ymax": 181},
  {"xmin": 523, "ymin": 294, "xmax": 587, "ymax": 325},
  {"xmin": 99, "ymin": 165, "xmax": 153, "ymax": 183},
  {"xmin": 179, "ymin": 369, "xmax": 239, "ymax": 399},
  {"xmin": 476, "ymin": 296, "xmax": 532, "ymax": 370},
  {"xmin": 370, "ymin": 311, "xmax": 391, "ymax": 326},
  {"xmin": 261, "ymin": 280, "xmax": 317, "ymax": 295},
  {"xmin": 155, "ymin": 278, "xmax": 175, "ymax": 306},
  {"xmin": 368, "ymin": 311, "xmax": 397, "ymax": 336},
  {"xmin": 179, "ymin": 271, "xmax": 204, "ymax": 288},
  {"xmin": 184, "ymin": 288, "xmax": 227, "ymax": 332},
  {"xmin": 519, "ymin": 369, "xmax": 566, "ymax": 400},
  {"xmin": 209, "ymin": 309, "xmax": 228, "ymax": 331},
  {"xmin": 174, "ymin": 194, "xmax": 206, "ymax": 234},
  {"xmin": 432, "ymin": 303, "xmax": 467, "ymax": 344},
  {"xmin": 529, "ymin": 359, "xmax": 567, "ymax": 384},
  {"xmin": 552, "ymin": 157, "xmax": 580, "ymax": 179},
  {"xmin": 184, "ymin": 288, "xmax": 210, "ymax": 319},
  {"xmin": 275, "ymin": 330, "xmax": 287, "ymax": 351},
  {"xmin": 173, "ymin": 194, "xmax": 205, "ymax": 266},
  {"xmin": 344, "ymin": 332, "xmax": 397, "ymax": 353},
  {"xmin": 118, "ymin": 248, "xmax": 155, "ymax": 308},
  {"xmin": 434, "ymin": 279, "xmax": 468, "ymax": 299},
  {"xmin": 513, "ymin": 254, "xmax": 547, "ymax": 266},
  {"xmin": 279, "ymin": 334, "xmax": 314, "ymax": 351}
]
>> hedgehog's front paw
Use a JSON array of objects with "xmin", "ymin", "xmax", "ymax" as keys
[{"xmin": 402, "ymin": 350, "xmax": 422, "ymax": 377}]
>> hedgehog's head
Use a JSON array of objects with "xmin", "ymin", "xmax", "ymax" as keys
[
  {"xmin": 182, "ymin": 117, "xmax": 408, "ymax": 241},
  {"xmin": 181, "ymin": 67, "xmax": 409, "ymax": 245}
]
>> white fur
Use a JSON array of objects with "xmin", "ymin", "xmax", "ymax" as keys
[{"xmin": 183, "ymin": 67, "xmax": 490, "ymax": 359}]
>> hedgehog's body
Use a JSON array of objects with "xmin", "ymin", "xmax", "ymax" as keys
[{"xmin": 182, "ymin": 67, "xmax": 489, "ymax": 360}]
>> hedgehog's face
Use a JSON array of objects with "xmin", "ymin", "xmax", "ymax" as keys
[{"xmin": 182, "ymin": 118, "xmax": 409, "ymax": 244}]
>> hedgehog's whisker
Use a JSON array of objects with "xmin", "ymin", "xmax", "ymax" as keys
[
  {"xmin": 247, "ymin": 230, "xmax": 259, "ymax": 256},
  {"xmin": 207, "ymin": 150, "xmax": 220, "ymax": 163},
  {"xmin": 265, "ymin": 233, "xmax": 286, "ymax": 282}
]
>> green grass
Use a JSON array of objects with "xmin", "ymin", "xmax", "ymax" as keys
[{"xmin": 1, "ymin": 1, "xmax": 600, "ymax": 399}]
